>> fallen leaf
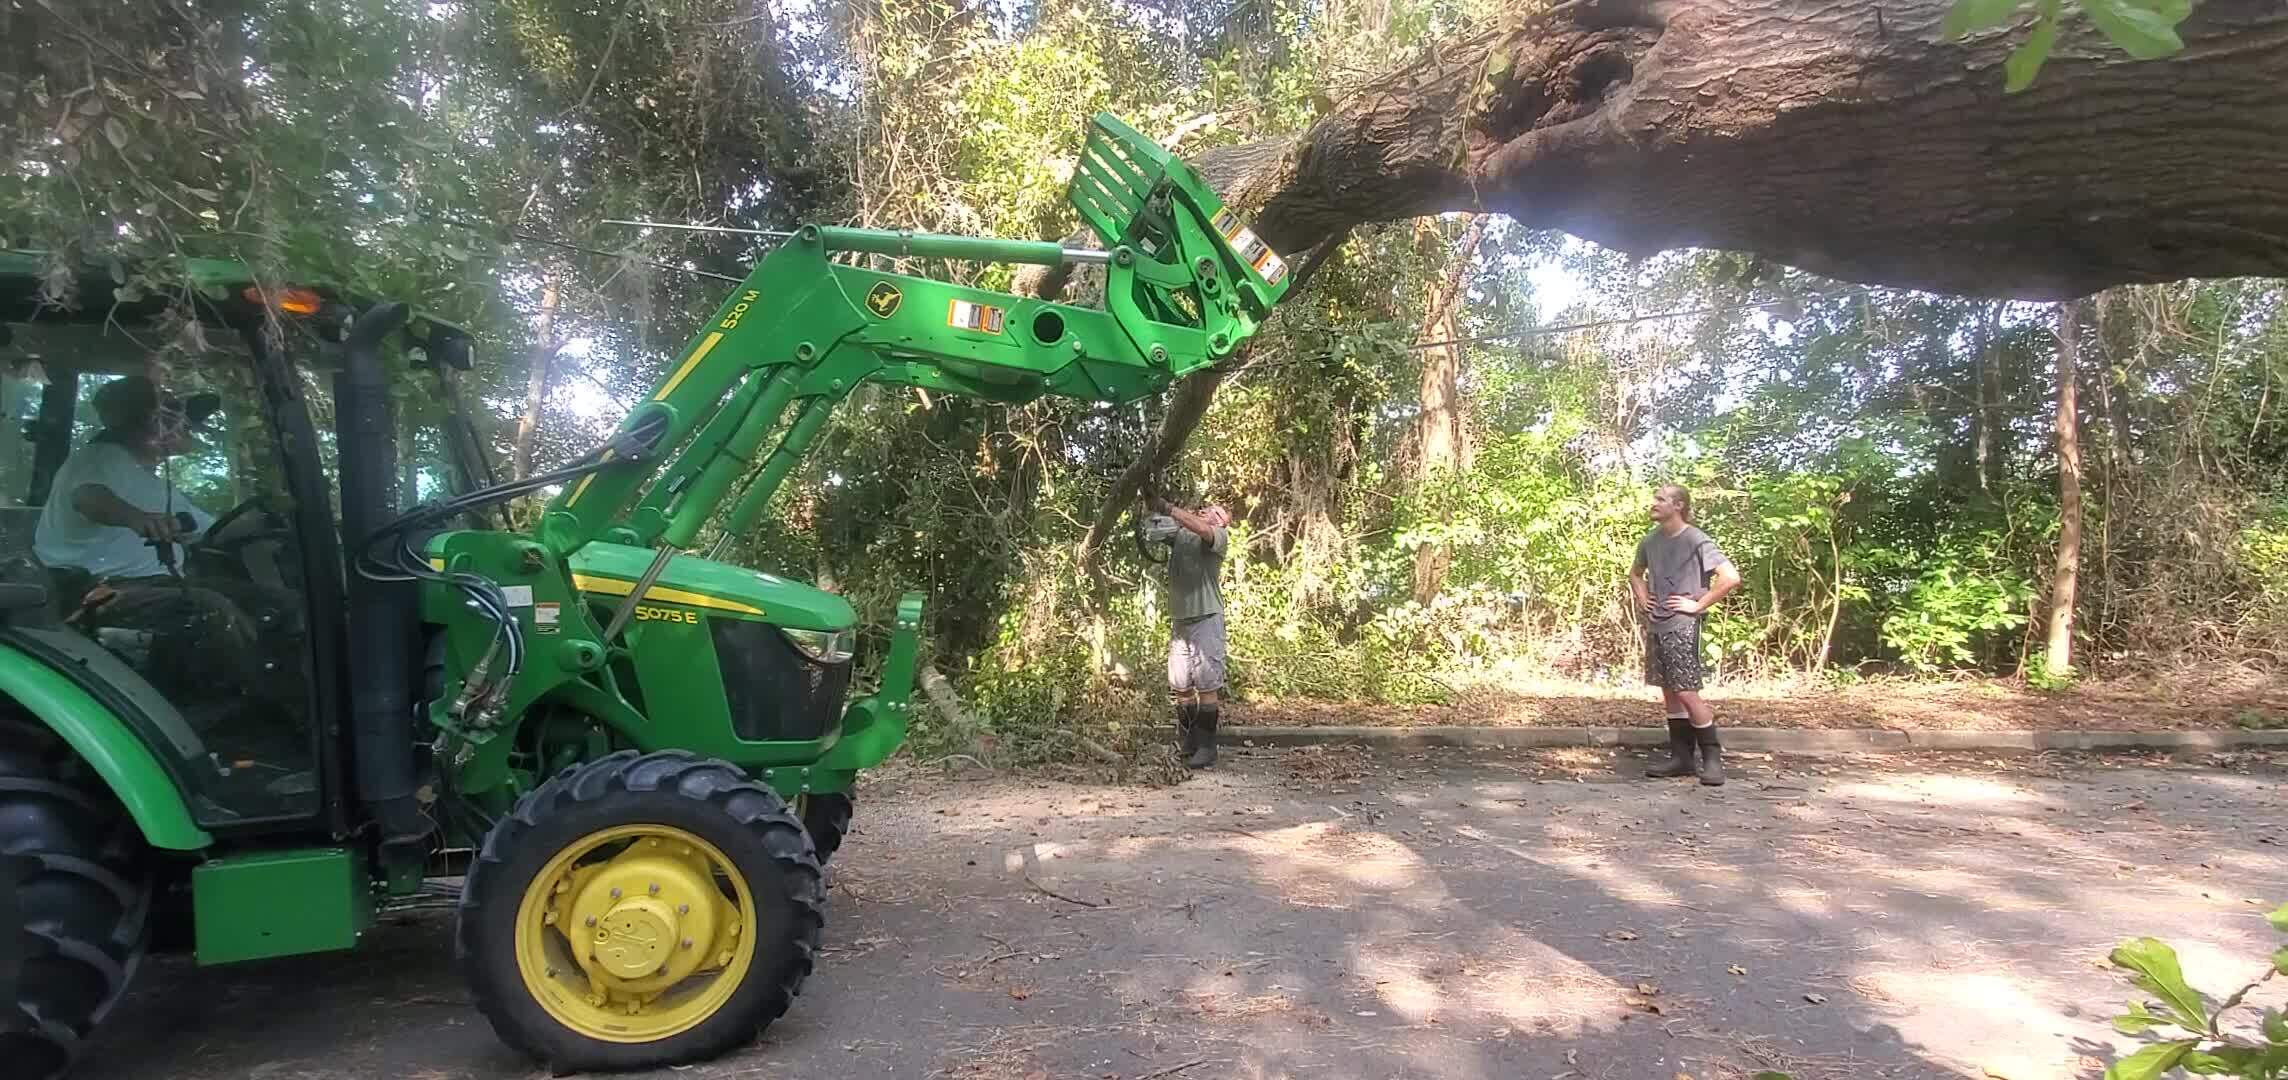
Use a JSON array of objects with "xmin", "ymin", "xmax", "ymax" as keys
[
  {"xmin": 1008, "ymin": 986, "xmax": 1032, "ymax": 1001},
  {"xmin": 1609, "ymin": 929, "xmax": 1640, "ymax": 941},
  {"xmin": 1729, "ymin": 965, "xmax": 1749, "ymax": 976},
  {"xmin": 1635, "ymin": 982, "xmax": 1661, "ymax": 995},
  {"xmin": 1805, "ymin": 992, "xmax": 1828, "ymax": 1004}
]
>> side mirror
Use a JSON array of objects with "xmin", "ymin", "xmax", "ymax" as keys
[{"xmin": 431, "ymin": 333, "xmax": 473, "ymax": 371}]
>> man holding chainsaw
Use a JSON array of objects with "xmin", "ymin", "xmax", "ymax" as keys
[{"xmin": 1142, "ymin": 489, "xmax": 1232, "ymax": 769}]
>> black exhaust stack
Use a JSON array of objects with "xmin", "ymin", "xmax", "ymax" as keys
[{"xmin": 338, "ymin": 302, "xmax": 429, "ymax": 845}]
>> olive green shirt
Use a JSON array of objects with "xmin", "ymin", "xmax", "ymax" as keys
[{"xmin": 1146, "ymin": 515, "xmax": 1229, "ymax": 621}]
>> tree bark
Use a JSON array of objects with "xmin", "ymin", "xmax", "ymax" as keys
[
  {"xmin": 1411, "ymin": 214, "xmax": 1487, "ymax": 604},
  {"xmin": 2045, "ymin": 299, "xmax": 2083, "ymax": 676},
  {"xmin": 1191, "ymin": 0, "xmax": 2288, "ymax": 299},
  {"xmin": 511, "ymin": 272, "xmax": 562, "ymax": 481}
]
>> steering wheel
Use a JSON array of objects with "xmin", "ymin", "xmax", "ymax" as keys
[
  {"xmin": 197, "ymin": 494, "xmax": 274, "ymax": 547},
  {"xmin": 184, "ymin": 495, "xmax": 294, "ymax": 575}
]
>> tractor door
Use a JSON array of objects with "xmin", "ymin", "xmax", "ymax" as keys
[{"xmin": 0, "ymin": 321, "xmax": 341, "ymax": 829}]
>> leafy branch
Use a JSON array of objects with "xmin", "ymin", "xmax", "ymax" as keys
[
  {"xmin": 2096, "ymin": 904, "xmax": 2288, "ymax": 1079},
  {"xmin": 1943, "ymin": 0, "xmax": 2193, "ymax": 91}
]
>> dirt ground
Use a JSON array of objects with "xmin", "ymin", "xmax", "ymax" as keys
[
  {"xmin": 82, "ymin": 744, "xmax": 2288, "ymax": 1080},
  {"xmin": 1244, "ymin": 668, "xmax": 2288, "ymax": 731}
]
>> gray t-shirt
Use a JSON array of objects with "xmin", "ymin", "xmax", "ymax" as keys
[
  {"xmin": 1633, "ymin": 525, "xmax": 1730, "ymax": 635},
  {"xmin": 1146, "ymin": 515, "xmax": 1228, "ymax": 622}
]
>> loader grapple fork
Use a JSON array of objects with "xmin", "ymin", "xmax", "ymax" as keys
[{"xmin": 1074, "ymin": 113, "xmax": 1290, "ymax": 328}]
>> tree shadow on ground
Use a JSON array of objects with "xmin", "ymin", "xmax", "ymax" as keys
[{"xmin": 79, "ymin": 746, "xmax": 2288, "ymax": 1080}]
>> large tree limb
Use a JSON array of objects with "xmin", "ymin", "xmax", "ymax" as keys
[
  {"xmin": 1194, "ymin": 0, "xmax": 2288, "ymax": 299},
  {"xmin": 1074, "ymin": 232, "xmax": 1351, "ymax": 572}
]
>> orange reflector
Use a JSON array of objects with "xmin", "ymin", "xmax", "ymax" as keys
[{"xmin": 241, "ymin": 285, "xmax": 324, "ymax": 314}]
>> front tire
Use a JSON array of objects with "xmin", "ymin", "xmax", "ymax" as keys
[
  {"xmin": 457, "ymin": 750, "xmax": 824, "ymax": 1072},
  {"xmin": 795, "ymin": 793, "xmax": 853, "ymax": 864},
  {"xmin": 0, "ymin": 713, "xmax": 153, "ymax": 1080}
]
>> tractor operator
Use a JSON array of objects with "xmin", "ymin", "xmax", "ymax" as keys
[
  {"xmin": 1143, "ymin": 492, "xmax": 1231, "ymax": 769},
  {"xmin": 33, "ymin": 374, "xmax": 291, "ymax": 701}
]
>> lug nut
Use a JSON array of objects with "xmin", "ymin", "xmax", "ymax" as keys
[
  {"xmin": 585, "ymin": 916, "xmax": 597, "ymax": 927},
  {"xmin": 681, "ymin": 938, "xmax": 694, "ymax": 950},
  {"xmin": 609, "ymin": 887, "xmax": 621, "ymax": 899},
  {"xmin": 649, "ymin": 882, "xmax": 660, "ymax": 895}
]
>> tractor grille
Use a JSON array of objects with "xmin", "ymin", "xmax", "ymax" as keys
[{"xmin": 710, "ymin": 619, "xmax": 851, "ymax": 743}]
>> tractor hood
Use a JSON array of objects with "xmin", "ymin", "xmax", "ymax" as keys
[{"xmin": 565, "ymin": 543, "xmax": 854, "ymax": 631}]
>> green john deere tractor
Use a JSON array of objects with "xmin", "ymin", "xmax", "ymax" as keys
[{"xmin": 0, "ymin": 113, "xmax": 1294, "ymax": 1076}]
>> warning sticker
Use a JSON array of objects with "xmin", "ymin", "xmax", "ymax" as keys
[
  {"xmin": 534, "ymin": 602, "xmax": 561, "ymax": 634},
  {"xmin": 946, "ymin": 298, "xmax": 1006, "ymax": 335},
  {"xmin": 1211, "ymin": 209, "xmax": 1287, "ymax": 285}
]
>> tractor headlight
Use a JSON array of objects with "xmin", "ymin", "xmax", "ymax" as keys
[{"xmin": 780, "ymin": 626, "xmax": 855, "ymax": 664}]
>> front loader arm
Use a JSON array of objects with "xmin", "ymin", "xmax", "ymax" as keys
[
  {"xmin": 415, "ymin": 114, "xmax": 1299, "ymax": 796},
  {"xmin": 538, "ymin": 113, "xmax": 1296, "ymax": 564}
]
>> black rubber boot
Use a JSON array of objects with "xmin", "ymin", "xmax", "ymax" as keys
[
  {"xmin": 1186, "ymin": 705, "xmax": 1219, "ymax": 769},
  {"xmin": 1175, "ymin": 704, "xmax": 1199, "ymax": 759},
  {"xmin": 1645, "ymin": 717, "xmax": 1696, "ymax": 778},
  {"xmin": 1693, "ymin": 723, "xmax": 1725, "ymax": 786}
]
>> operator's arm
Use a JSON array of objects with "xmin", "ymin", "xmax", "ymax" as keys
[
  {"xmin": 71, "ymin": 483, "xmax": 186, "ymax": 542},
  {"xmin": 1152, "ymin": 499, "xmax": 1220, "ymax": 544},
  {"xmin": 1703, "ymin": 560, "xmax": 1744, "ymax": 608}
]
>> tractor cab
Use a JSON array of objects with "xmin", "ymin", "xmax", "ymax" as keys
[{"xmin": 0, "ymin": 250, "xmax": 471, "ymax": 830}]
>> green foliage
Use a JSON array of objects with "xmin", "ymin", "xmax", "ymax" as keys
[
  {"xmin": 2089, "ymin": 909, "xmax": 2288, "ymax": 1079},
  {"xmin": 2026, "ymin": 651, "xmax": 2079, "ymax": 691},
  {"xmin": 1876, "ymin": 541, "xmax": 2036, "ymax": 673},
  {"xmin": 1944, "ymin": 0, "xmax": 2192, "ymax": 91},
  {"xmin": 2236, "ymin": 710, "xmax": 2286, "ymax": 731}
]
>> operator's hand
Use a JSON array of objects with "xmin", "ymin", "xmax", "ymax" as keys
[
  {"xmin": 1147, "ymin": 493, "xmax": 1171, "ymax": 514},
  {"xmin": 135, "ymin": 512, "xmax": 186, "ymax": 543},
  {"xmin": 1662, "ymin": 595, "xmax": 1706, "ymax": 615},
  {"xmin": 1638, "ymin": 593, "xmax": 1657, "ymax": 615}
]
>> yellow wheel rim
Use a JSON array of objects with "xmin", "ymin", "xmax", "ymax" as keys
[{"xmin": 513, "ymin": 824, "xmax": 758, "ymax": 1043}]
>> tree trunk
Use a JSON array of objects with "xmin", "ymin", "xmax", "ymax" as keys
[
  {"xmin": 1411, "ymin": 214, "xmax": 1486, "ymax": 604},
  {"xmin": 2045, "ymin": 299, "xmax": 2083, "ymax": 676},
  {"xmin": 1193, "ymin": 0, "xmax": 2288, "ymax": 299},
  {"xmin": 1973, "ymin": 300, "xmax": 1996, "ymax": 492},
  {"xmin": 511, "ymin": 273, "xmax": 562, "ymax": 480}
]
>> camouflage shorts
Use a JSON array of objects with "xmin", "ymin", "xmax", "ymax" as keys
[{"xmin": 1644, "ymin": 625, "xmax": 1706, "ymax": 692}]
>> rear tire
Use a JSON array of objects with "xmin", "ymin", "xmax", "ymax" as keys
[
  {"xmin": 457, "ymin": 750, "xmax": 824, "ymax": 1072},
  {"xmin": 796, "ymin": 793, "xmax": 853, "ymax": 864},
  {"xmin": 0, "ymin": 713, "xmax": 153, "ymax": 1080}
]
